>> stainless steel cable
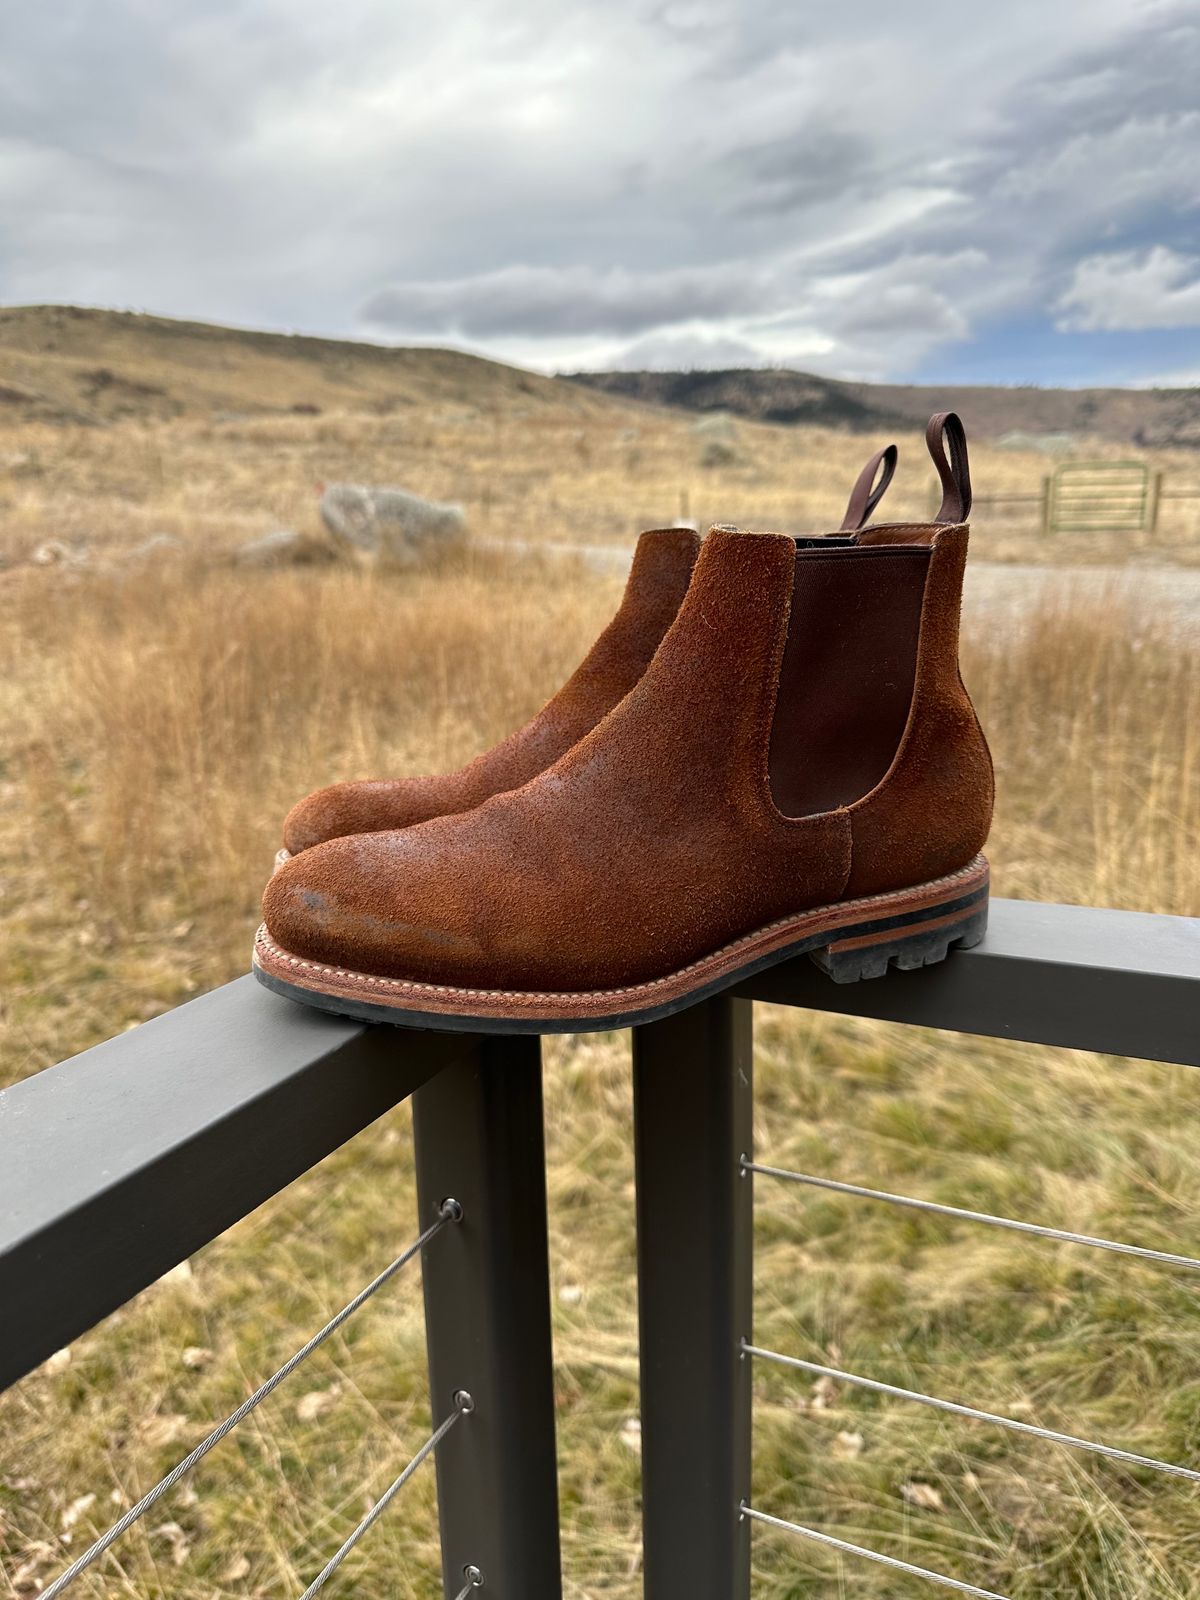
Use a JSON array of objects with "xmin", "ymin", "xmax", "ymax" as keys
[
  {"xmin": 298, "ymin": 1394, "xmax": 472, "ymax": 1599},
  {"xmin": 743, "ymin": 1160, "xmax": 1200, "ymax": 1273},
  {"xmin": 741, "ymin": 1504, "xmax": 1010, "ymax": 1599},
  {"xmin": 42, "ymin": 1203, "xmax": 460, "ymax": 1600},
  {"xmin": 744, "ymin": 1344, "xmax": 1200, "ymax": 1484}
]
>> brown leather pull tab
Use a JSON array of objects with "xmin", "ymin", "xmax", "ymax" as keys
[
  {"xmin": 927, "ymin": 411, "xmax": 972, "ymax": 523},
  {"xmin": 839, "ymin": 444, "xmax": 898, "ymax": 531}
]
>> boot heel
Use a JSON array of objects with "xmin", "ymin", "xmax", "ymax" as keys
[{"xmin": 810, "ymin": 898, "xmax": 988, "ymax": 984}]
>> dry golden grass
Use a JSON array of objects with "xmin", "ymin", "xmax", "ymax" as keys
[
  {"xmin": 4, "ymin": 398, "xmax": 1200, "ymax": 575},
  {"xmin": 1, "ymin": 402, "xmax": 1199, "ymax": 1597}
]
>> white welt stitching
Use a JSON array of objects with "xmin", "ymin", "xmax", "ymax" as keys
[{"xmin": 253, "ymin": 858, "xmax": 986, "ymax": 1008}]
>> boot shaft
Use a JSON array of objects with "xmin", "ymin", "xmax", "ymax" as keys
[{"xmin": 764, "ymin": 412, "xmax": 993, "ymax": 892}]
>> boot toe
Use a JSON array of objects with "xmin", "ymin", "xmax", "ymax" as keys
[{"xmin": 262, "ymin": 833, "xmax": 487, "ymax": 984}]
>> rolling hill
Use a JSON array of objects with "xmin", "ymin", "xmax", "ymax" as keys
[
  {"xmin": 2, "ymin": 305, "xmax": 1196, "ymax": 449},
  {"xmin": 567, "ymin": 366, "xmax": 1200, "ymax": 449},
  {"xmin": 0, "ymin": 305, "xmax": 605, "ymax": 426}
]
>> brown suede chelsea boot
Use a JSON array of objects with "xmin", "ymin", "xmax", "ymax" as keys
[
  {"xmin": 254, "ymin": 414, "xmax": 991, "ymax": 1033},
  {"xmin": 276, "ymin": 446, "xmax": 899, "ymax": 859}
]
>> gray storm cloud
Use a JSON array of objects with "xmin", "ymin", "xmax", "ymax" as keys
[
  {"xmin": 0, "ymin": 0, "xmax": 1196, "ymax": 378},
  {"xmin": 362, "ymin": 263, "xmax": 779, "ymax": 339}
]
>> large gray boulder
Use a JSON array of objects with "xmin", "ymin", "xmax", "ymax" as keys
[{"xmin": 319, "ymin": 484, "xmax": 467, "ymax": 567}]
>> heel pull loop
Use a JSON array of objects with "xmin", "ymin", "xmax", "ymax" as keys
[
  {"xmin": 839, "ymin": 444, "xmax": 899, "ymax": 531},
  {"xmin": 927, "ymin": 411, "xmax": 972, "ymax": 523}
]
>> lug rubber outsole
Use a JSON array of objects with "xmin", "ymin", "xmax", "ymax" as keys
[{"xmin": 251, "ymin": 855, "xmax": 988, "ymax": 1035}]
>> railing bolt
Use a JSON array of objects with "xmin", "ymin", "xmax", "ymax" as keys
[
  {"xmin": 463, "ymin": 1565, "xmax": 484, "ymax": 1587},
  {"xmin": 439, "ymin": 1197, "xmax": 464, "ymax": 1222},
  {"xmin": 454, "ymin": 1388, "xmax": 476, "ymax": 1414}
]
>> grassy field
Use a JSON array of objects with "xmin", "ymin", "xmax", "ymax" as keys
[
  {"xmin": 1, "ymin": 381, "xmax": 1199, "ymax": 1599},
  {"xmin": 4, "ymin": 396, "xmax": 1200, "ymax": 574}
]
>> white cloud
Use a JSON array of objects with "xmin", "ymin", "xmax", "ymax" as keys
[
  {"xmin": 363, "ymin": 247, "xmax": 986, "ymax": 380},
  {"xmin": 1130, "ymin": 366, "xmax": 1200, "ymax": 388},
  {"xmin": 0, "ymin": 1, "xmax": 1196, "ymax": 380},
  {"xmin": 601, "ymin": 330, "xmax": 770, "ymax": 370},
  {"xmin": 1056, "ymin": 246, "xmax": 1200, "ymax": 332}
]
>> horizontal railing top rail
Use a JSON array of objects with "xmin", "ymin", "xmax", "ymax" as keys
[
  {"xmin": 1, "ymin": 895, "xmax": 1197, "ymax": 1392},
  {"xmin": 741, "ymin": 896, "xmax": 1198, "ymax": 1062}
]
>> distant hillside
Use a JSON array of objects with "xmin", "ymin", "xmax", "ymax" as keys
[
  {"xmin": 0, "ymin": 305, "xmax": 607, "ymax": 425},
  {"xmin": 567, "ymin": 367, "xmax": 1200, "ymax": 449},
  {"xmin": 5, "ymin": 308, "xmax": 1196, "ymax": 448}
]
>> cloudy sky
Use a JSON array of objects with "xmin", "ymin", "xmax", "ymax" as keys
[{"xmin": 2, "ymin": 1, "xmax": 1198, "ymax": 384}]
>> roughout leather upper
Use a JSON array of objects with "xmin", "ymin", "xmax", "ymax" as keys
[
  {"xmin": 281, "ymin": 525, "xmax": 701, "ymax": 853},
  {"xmin": 262, "ymin": 525, "xmax": 993, "ymax": 994}
]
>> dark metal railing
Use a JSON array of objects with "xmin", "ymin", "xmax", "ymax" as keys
[
  {"xmin": 40, "ymin": 1203, "xmax": 460, "ymax": 1598},
  {"xmin": 0, "ymin": 895, "xmax": 1197, "ymax": 1598},
  {"xmin": 0, "ymin": 994, "xmax": 562, "ymax": 1596}
]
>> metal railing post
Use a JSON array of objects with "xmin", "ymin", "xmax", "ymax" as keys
[
  {"xmin": 632, "ymin": 995, "xmax": 754, "ymax": 1600},
  {"xmin": 413, "ymin": 1034, "xmax": 563, "ymax": 1600}
]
